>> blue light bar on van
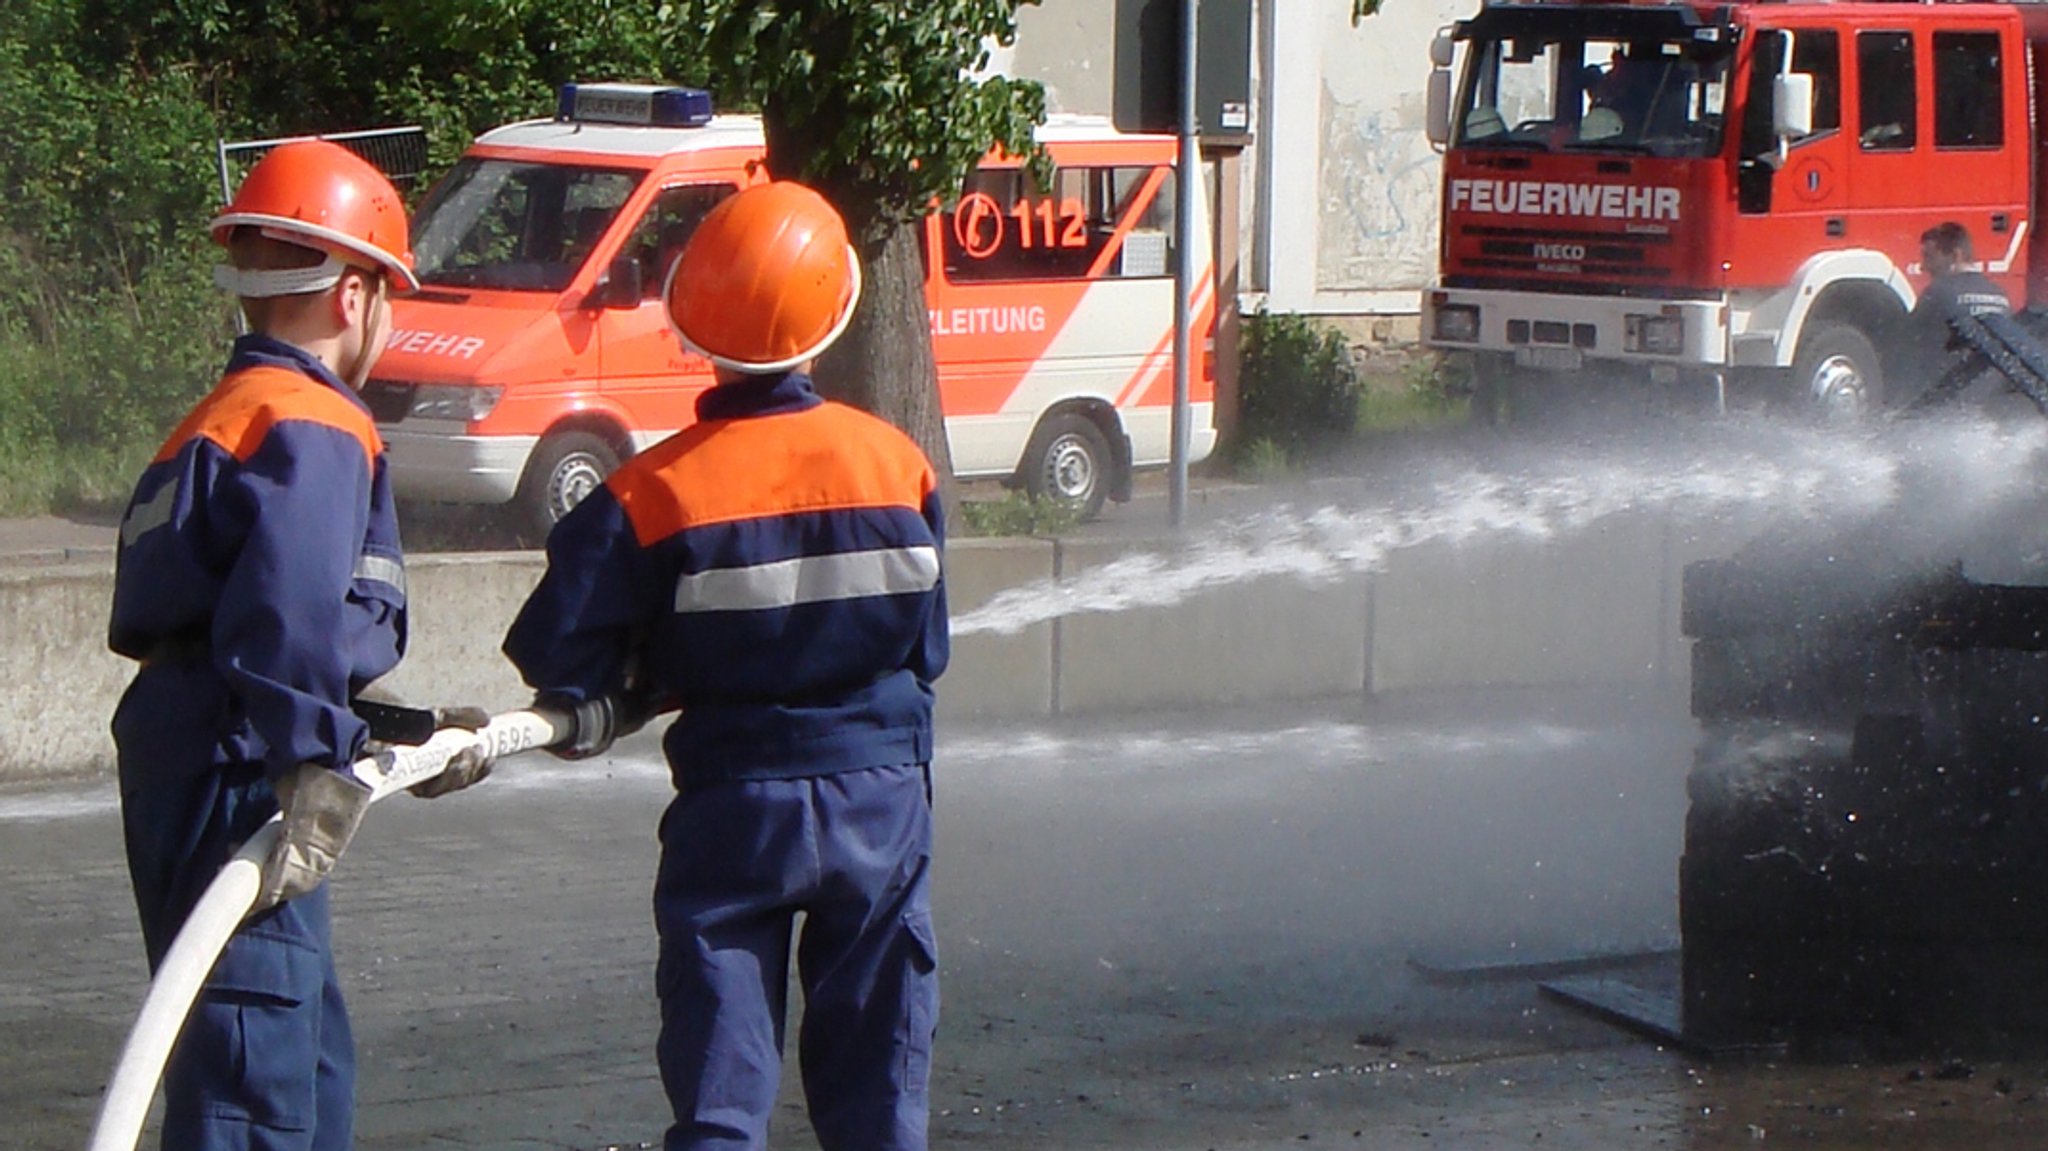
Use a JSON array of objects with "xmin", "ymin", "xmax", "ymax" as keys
[{"xmin": 557, "ymin": 83, "xmax": 714, "ymax": 128}]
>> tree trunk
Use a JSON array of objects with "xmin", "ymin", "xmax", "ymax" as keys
[{"xmin": 814, "ymin": 221, "xmax": 955, "ymax": 487}]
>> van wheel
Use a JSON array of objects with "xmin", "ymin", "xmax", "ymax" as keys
[
  {"xmin": 515, "ymin": 430, "xmax": 620, "ymax": 543},
  {"xmin": 1021, "ymin": 412, "xmax": 1114, "ymax": 521},
  {"xmin": 1791, "ymin": 323, "xmax": 1885, "ymax": 422}
]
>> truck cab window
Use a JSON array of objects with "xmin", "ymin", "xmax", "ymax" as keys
[
  {"xmin": 1453, "ymin": 28, "xmax": 1730, "ymax": 157},
  {"xmin": 1738, "ymin": 28, "xmax": 1841, "ymax": 213},
  {"xmin": 1858, "ymin": 31, "xmax": 1918, "ymax": 151},
  {"xmin": 1934, "ymin": 31, "xmax": 2003, "ymax": 149}
]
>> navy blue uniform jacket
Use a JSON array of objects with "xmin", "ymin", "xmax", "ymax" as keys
[
  {"xmin": 109, "ymin": 336, "xmax": 407, "ymax": 777},
  {"xmin": 503, "ymin": 372, "xmax": 949, "ymax": 783}
]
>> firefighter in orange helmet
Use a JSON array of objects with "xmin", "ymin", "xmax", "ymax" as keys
[
  {"xmin": 504, "ymin": 181, "xmax": 950, "ymax": 1151},
  {"xmin": 109, "ymin": 139, "xmax": 487, "ymax": 1151}
]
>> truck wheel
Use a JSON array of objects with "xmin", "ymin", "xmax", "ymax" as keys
[
  {"xmin": 1791, "ymin": 323, "xmax": 1885, "ymax": 421},
  {"xmin": 1021, "ymin": 412, "xmax": 1114, "ymax": 521},
  {"xmin": 515, "ymin": 430, "xmax": 620, "ymax": 543}
]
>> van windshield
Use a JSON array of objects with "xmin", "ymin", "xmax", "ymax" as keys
[
  {"xmin": 411, "ymin": 158, "xmax": 644, "ymax": 291},
  {"xmin": 1456, "ymin": 26, "xmax": 1733, "ymax": 157}
]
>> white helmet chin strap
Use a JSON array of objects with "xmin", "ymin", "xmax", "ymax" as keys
[{"xmin": 211, "ymin": 254, "xmax": 348, "ymax": 299}]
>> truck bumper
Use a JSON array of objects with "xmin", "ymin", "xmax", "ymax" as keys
[
  {"xmin": 1422, "ymin": 286, "xmax": 1729, "ymax": 369},
  {"xmin": 379, "ymin": 425, "xmax": 538, "ymax": 505}
]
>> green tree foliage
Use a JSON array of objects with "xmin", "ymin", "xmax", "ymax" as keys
[
  {"xmin": 0, "ymin": 0, "xmax": 1044, "ymax": 510},
  {"xmin": 675, "ymin": 1, "xmax": 1048, "ymax": 475},
  {"xmin": 0, "ymin": 1, "xmax": 230, "ymax": 510},
  {"xmin": 0, "ymin": 0, "xmax": 712, "ymax": 512}
]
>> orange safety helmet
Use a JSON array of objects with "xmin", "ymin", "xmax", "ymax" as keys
[
  {"xmin": 663, "ymin": 181, "xmax": 862, "ymax": 374},
  {"xmin": 210, "ymin": 139, "xmax": 420, "ymax": 297}
]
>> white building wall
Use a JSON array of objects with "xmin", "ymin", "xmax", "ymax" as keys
[{"xmin": 1013, "ymin": 0, "xmax": 1461, "ymax": 320}]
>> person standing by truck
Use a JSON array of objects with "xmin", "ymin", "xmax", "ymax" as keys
[
  {"xmin": 1903, "ymin": 221, "xmax": 2014, "ymax": 397},
  {"xmin": 502, "ymin": 180, "xmax": 949, "ymax": 1151},
  {"xmin": 107, "ymin": 140, "xmax": 488, "ymax": 1151}
]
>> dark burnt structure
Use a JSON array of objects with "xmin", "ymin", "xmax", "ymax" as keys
[
  {"xmin": 1682, "ymin": 544, "xmax": 2048, "ymax": 1057},
  {"xmin": 1680, "ymin": 303, "xmax": 2048, "ymax": 1056}
]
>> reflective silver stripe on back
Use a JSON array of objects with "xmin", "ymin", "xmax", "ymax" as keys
[
  {"xmin": 675, "ymin": 546, "xmax": 940, "ymax": 613},
  {"xmin": 354, "ymin": 553, "xmax": 408, "ymax": 597},
  {"xmin": 119, "ymin": 484, "xmax": 179, "ymax": 547}
]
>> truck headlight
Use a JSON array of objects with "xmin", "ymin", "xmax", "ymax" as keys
[
  {"xmin": 409, "ymin": 385, "xmax": 504, "ymax": 423},
  {"xmin": 1625, "ymin": 312, "xmax": 1685, "ymax": 355},
  {"xmin": 1432, "ymin": 303, "xmax": 1481, "ymax": 344}
]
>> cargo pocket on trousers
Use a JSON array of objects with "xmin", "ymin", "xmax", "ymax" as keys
[
  {"xmin": 187, "ymin": 926, "xmax": 323, "ymax": 1132},
  {"xmin": 898, "ymin": 910, "xmax": 940, "ymax": 1091}
]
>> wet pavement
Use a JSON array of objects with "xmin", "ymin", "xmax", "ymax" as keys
[{"xmin": 8, "ymin": 688, "xmax": 2047, "ymax": 1150}]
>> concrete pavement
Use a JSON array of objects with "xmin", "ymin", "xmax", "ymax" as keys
[{"xmin": 9, "ymin": 690, "xmax": 2048, "ymax": 1150}]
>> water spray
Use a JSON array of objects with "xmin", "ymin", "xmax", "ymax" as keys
[{"xmin": 956, "ymin": 413, "xmax": 2048, "ymax": 637}]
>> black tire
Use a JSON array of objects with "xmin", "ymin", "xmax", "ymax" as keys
[
  {"xmin": 514, "ymin": 429, "xmax": 621, "ymax": 544},
  {"xmin": 1790, "ymin": 322, "xmax": 1885, "ymax": 421},
  {"xmin": 1020, "ymin": 411, "xmax": 1114, "ymax": 521}
]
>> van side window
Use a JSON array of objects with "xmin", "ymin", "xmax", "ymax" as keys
[
  {"xmin": 1934, "ymin": 31, "xmax": 2002, "ymax": 149},
  {"xmin": 940, "ymin": 164, "xmax": 1179, "ymax": 283},
  {"xmin": 1857, "ymin": 31, "xmax": 1917, "ymax": 151},
  {"xmin": 624, "ymin": 184, "xmax": 738, "ymax": 298}
]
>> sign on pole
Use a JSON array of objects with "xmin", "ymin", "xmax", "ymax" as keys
[{"xmin": 1115, "ymin": 0, "xmax": 1253, "ymax": 527}]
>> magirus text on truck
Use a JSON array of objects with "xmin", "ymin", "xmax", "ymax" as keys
[{"xmin": 1421, "ymin": 0, "xmax": 2036, "ymax": 420}]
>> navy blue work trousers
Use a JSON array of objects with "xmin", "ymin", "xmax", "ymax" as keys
[
  {"xmin": 114, "ymin": 662, "xmax": 355, "ymax": 1151},
  {"xmin": 655, "ymin": 762, "xmax": 938, "ymax": 1151}
]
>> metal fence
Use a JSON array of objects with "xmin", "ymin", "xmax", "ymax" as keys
[{"xmin": 213, "ymin": 126, "xmax": 430, "ymax": 206}]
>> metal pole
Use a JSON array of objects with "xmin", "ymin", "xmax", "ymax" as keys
[{"xmin": 1170, "ymin": 0, "xmax": 1199, "ymax": 528}]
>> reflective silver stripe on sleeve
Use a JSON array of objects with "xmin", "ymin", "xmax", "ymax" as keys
[
  {"xmin": 353, "ymin": 553, "xmax": 408, "ymax": 597},
  {"xmin": 675, "ymin": 546, "xmax": 940, "ymax": 613},
  {"xmin": 119, "ymin": 484, "xmax": 179, "ymax": 547}
]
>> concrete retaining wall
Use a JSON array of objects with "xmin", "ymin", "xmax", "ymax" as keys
[{"xmin": 0, "ymin": 515, "xmax": 1709, "ymax": 781}]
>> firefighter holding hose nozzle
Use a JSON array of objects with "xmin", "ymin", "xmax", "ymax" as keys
[
  {"xmin": 106, "ymin": 140, "xmax": 491, "ymax": 1151},
  {"xmin": 503, "ymin": 180, "xmax": 950, "ymax": 1151}
]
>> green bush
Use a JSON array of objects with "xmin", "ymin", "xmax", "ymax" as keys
[
  {"xmin": 955, "ymin": 492, "xmax": 1083, "ymax": 538},
  {"xmin": 1354, "ymin": 353, "xmax": 1470, "ymax": 431},
  {"xmin": 0, "ymin": 246, "xmax": 228, "ymax": 515},
  {"xmin": 1235, "ymin": 311, "xmax": 1364, "ymax": 466},
  {"xmin": 1234, "ymin": 436, "xmax": 1292, "ymax": 482}
]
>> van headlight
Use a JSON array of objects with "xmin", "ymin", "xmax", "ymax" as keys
[
  {"xmin": 1432, "ymin": 303, "xmax": 1481, "ymax": 344},
  {"xmin": 409, "ymin": 385, "xmax": 504, "ymax": 423}
]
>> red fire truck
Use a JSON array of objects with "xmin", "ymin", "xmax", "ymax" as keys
[{"xmin": 1420, "ymin": 0, "xmax": 2041, "ymax": 418}]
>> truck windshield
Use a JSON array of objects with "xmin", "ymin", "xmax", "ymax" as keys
[
  {"xmin": 1456, "ymin": 31, "xmax": 1733, "ymax": 157},
  {"xmin": 411, "ymin": 158, "xmax": 644, "ymax": 292}
]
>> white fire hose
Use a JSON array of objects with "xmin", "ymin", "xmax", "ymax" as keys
[{"xmin": 86, "ymin": 707, "xmax": 572, "ymax": 1151}]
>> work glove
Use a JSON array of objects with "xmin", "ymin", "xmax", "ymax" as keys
[
  {"xmin": 536, "ymin": 692, "xmax": 624, "ymax": 761},
  {"xmin": 407, "ymin": 705, "xmax": 496, "ymax": 799},
  {"xmin": 257, "ymin": 764, "xmax": 374, "ymax": 910}
]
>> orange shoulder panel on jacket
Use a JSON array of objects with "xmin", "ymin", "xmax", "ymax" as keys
[
  {"xmin": 153, "ymin": 366, "xmax": 382, "ymax": 469},
  {"xmin": 611, "ymin": 402, "xmax": 935, "ymax": 547}
]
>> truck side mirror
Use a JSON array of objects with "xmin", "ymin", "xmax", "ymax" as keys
[
  {"xmin": 1773, "ymin": 70, "xmax": 1814, "ymax": 141},
  {"xmin": 589, "ymin": 256, "xmax": 644, "ymax": 310},
  {"xmin": 1427, "ymin": 69, "xmax": 1454, "ymax": 147},
  {"xmin": 1429, "ymin": 30, "xmax": 1455, "ymax": 69}
]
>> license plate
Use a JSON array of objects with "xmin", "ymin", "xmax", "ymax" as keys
[{"xmin": 1515, "ymin": 346, "xmax": 1583, "ymax": 371}]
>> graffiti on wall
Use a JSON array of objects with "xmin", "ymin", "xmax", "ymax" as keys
[{"xmin": 1318, "ymin": 86, "xmax": 1442, "ymax": 294}]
